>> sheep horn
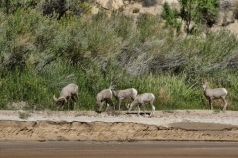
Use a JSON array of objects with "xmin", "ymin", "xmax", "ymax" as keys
[
  {"xmin": 58, "ymin": 97, "xmax": 67, "ymax": 103},
  {"xmin": 53, "ymin": 95, "xmax": 58, "ymax": 103}
]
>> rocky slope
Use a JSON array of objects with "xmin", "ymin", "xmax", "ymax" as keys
[{"xmin": 93, "ymin": 0, "xmax": 238, "ymax": 37}]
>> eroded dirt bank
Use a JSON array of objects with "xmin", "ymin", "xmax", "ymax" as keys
[
  {"xmin": 0, "ymin": 110, "xmax": 238, "ymax": 141},
  {"xmin": 1, "ymin": 121, "xmax": 238, "ymax": 141}
]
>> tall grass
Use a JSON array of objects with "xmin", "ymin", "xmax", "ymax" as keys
[{"xmin": 0, "ymin": 8, "xmax": 238, "ymax": 111}]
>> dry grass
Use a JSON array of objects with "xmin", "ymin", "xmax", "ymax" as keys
[{"xmin": 158, "ymin": 86, "xmax": 171, "ymax": 105}]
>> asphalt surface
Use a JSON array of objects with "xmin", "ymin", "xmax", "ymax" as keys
[{"xmin": 0, "ymin": 141, "xmax": 238, "ymax": 158}]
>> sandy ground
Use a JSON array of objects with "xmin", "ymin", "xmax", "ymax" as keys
[{"xmin": 0, "ymin": 110, "xmax": 238, "ymax": 141}]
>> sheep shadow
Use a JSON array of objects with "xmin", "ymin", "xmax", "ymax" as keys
[{"xmin": 126, "ymin": 111, "xmax": 152, "ymax": 116}]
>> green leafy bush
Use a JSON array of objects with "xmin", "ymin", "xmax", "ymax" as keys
[
  {"xmin": 179, "ymin": 0, "xmax": 219, "ymax": 33},
  {"xmin": 161, "ymin": 2, "xmax": 181, "ymax": 32}
]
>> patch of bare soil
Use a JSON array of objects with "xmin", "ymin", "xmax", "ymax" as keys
[
  {"xmin": 226, "ymin": 20, "xmax": 238, "ymax": 37},
  {"xmin": 0, "ymin": 110, "xmax": 238, "ymax": 141}
]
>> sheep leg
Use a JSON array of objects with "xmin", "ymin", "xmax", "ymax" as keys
[
  {"xmin": 62, "ymin": 100, "xmax": 66, "ymax": 111},
  {"xmin": 141, "ymin": 103, "xmax": 146, "ymax": 116},
  {"xmin": 127, "ymin": 104, "xmax": 134, "ymax": 114},
  {"xmin": 61, "ymin": 101, "xmax": 65, "ymax": 111},
  {"xmin": 75, "ymin": 94, "xmax": 79, "ymax": 101},
  {"xmin": 67, "ymin": 99, "xmax": 70, "ymax": 111},
  {"xmin": 118, "ymin": 99, "xmax": 122, "ymax": 111},
  {"xmin": 105, "ymin": 103, "xmax": 109, "ymax": 112},
  {"xmin": 73, "ymin": 95, "xmax": 79, "ymax": 109},
  {"xmin": 221, "ymin": 96, "xmax": 227, "ymax": 110},
  {"xmin": 105, "ymin": 99, "xmax": 113, "ymax": 111},
  {"xmin": 110, "ymin": 99, "xmax": 115, "ymax": 111},
  {"xmin": 150, "ymin": 107, "xmax": 155, "ymax": 117},
  {"xmin": 72, "ymin": 98, "xmax": 77, "ymax": 110},
  {"xmin": 126, "ymin": 103, "xmax": 130, "ymax": 109},
  {"xmin": 137, "ymin": 105, "xmax": 141, "ymax": 115},
  {"xmin": 99, "ymin": 101, "xmax": 105, "ymax": 112},
  {"xmin": 150, "ymin": 103, "xmax": 155, "ymax": 117},
  {"xmin": 74, "ymin": 95, "xmax": 79, "ymax": 109},
  {"xmin": 209, "ymin": 99, "xmax": 213, "ymax": 110}
]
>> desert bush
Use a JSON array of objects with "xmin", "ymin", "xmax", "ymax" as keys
[
  {"xmin": 0, "ymin": 9, "xmax": 59, "ymax": 71},
  {"xmin": 137, "ymin": 13, "xmax": 163, "ymax": 41},
  {"xmin": 0, "ymin": 0, "xmax": 37, "ymax": 14},
  {"xmin": 41, "ymin": 0, "xmax": 91, "ymax": 20},
  {"xmin": 110, "ymin": 11, "xmax": 134, "ymax": 39}
]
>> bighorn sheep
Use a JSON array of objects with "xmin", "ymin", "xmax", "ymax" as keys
[
  {"xmin": 127, "ymin": 93, "xmax": 155, "ymax": 117},
  {"xmin": 53, "ymin": 83, "xmax": 79, "ymax": 110},
  {"xmin": 202, "ymin": 82, "xmax": 228, "ymax": 110},
  {"xmin": 96, "ymin": 87, "xmax": 115, "ymax": 113},
  {"xmin": 109, "ymin": 85, "xmax": 137, "ymax": 110}
]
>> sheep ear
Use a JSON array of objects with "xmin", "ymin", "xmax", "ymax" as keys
[{"xmin": 201, "ymin": 78, "xmax": 208, "ymax": 85}]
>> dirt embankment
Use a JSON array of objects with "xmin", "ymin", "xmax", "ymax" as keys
[
  {"xmin": 1, "ymin": 121, "xmax": 238, "ymax": 142},
  {"xmin": 0, "ymin": 110, "xmax": 238, "ymax": 141}
]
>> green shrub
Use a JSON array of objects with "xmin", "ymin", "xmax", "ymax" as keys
[
  {"xmin": 137, "ymin": 13, "xmax": 163, "ymax": 42},
  {"xmin": 161, "ymin": 2, "xmax": 181, "ymax": 32},
  {"xmin": 180, "ymin": 0, "xmax": 219, "ymax": 33}
]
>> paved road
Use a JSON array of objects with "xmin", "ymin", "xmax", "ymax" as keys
[{"xmin": 0, "ymin": 141, "xmax": 238, "ymax": 158}]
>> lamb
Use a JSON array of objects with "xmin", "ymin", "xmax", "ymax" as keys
[
  {"xmin": 53, "ymin": 83, "xmax": 79, "ymax": 110},
  {"xmin": 127, "ymin": 93, "xmax": 155, "ymax": 117},
  {"xmin": 202, "ymin": 82, "xmax": 228, "ymax": 110},
  {"xmin": 109, "ymin": 85, "xmax": 137, "ymax": 110},
  {"xmin": 96, "ymin": 87, "xmax": 115, "ymax": 113}
]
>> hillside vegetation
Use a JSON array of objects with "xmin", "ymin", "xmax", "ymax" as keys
[{"xmin": 0, "ymin": 0, "xmax": 238, "ymax": 111}]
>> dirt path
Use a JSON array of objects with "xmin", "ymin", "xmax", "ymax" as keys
[{"xmin": 0, "ymin": 110, "xmax": 238, "ymax": 141}]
